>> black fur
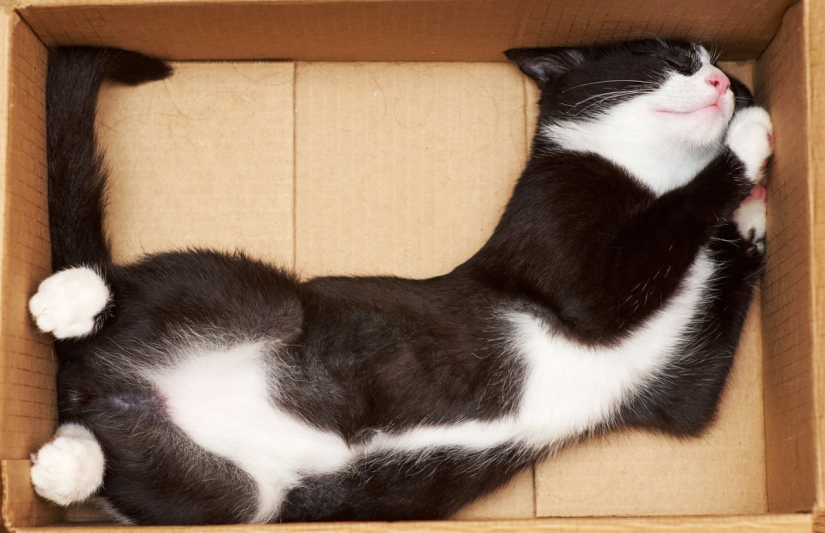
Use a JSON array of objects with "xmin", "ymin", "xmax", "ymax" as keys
[
  {"xmin": 47, "ymin": 47, "xmax": 172, "ymax": 271},
  {"xmin": 42, "ymin": 41, "xmax": 764, "ymax": 524}
]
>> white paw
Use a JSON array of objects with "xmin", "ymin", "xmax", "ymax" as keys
[
  {"xmin": 29, "ymin": 267, "xmax": 110, "ymax": 339},
  {"xmin": 733, "ymin": 184, "xmax": 767, "ymax": 254},
  {"xmin": 30, "ymin": 424, "xmax": 105, "ymax": 506},
  {"xmin": 726, "ymin": 106, "xmax": 774, "ymax": 183}
]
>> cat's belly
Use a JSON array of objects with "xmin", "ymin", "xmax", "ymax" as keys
[
  {"xmin": 147, "ymin": 343, "xmax": 352, "ymax": 522},
  {"xmin": 147, "ymin": 250, "xmax": 715, "ymax": 522}
]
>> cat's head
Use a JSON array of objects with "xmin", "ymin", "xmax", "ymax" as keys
[{"xmin": 505, "ymin": 40, "xmax": 752, "ymax": 193}]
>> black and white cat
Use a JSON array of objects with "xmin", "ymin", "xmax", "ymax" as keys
[{"xmin": 28, "ymin": 41, "xmax": 771, "ymax": 524}]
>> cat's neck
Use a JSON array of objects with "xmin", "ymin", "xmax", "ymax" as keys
[{"xmin": 539, "ymin": 117, "xmax": 723, "ymax": 196}]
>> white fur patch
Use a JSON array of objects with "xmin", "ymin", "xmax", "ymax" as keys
[
  {"xmin": 543, "ymin": 50, "xmax": 734, "ymax": 196},
  {"xmin": 725, "ymin": 106, "xmax": 774, "ymax": 183},
  {"xmin": 147, "ymin": 343, "xmax": 351, "ymax": 523},
  {"xmin": 30, "ymin": 423, "xmax": 105, "ymax": 505},
  {"xmin": 29, "ymin": 267, "xmax": 110, "ymax": 339},
  {"xmin": 368, "ymin": 250, "xmax": 715, "ymax": 453},
  {"xmin": 511, "ymin": 250, "xmax": 714, "ymax": 445},
  {"xmin": 150, "ymin": 252, "xmax": 715, "ymax": 522},
  {"xmin": 734, "ymin": 197, "xmax": 767, "ymax": 253}
]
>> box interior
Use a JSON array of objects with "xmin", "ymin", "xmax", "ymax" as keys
[{"xmin": 0, "ymin": 0, "xmax": 817, "ymax": 529}]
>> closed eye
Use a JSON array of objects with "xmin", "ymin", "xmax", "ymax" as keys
[{"xmin": 664, "ymin": 57, "xmax": 699, "ymax": 75}]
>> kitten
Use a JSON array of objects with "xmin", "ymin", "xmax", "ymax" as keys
[{"xmin": 28, "ymin": 41, "xmax": 771, "ymax": 524}]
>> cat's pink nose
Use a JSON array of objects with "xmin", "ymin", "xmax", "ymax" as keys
[{"xmin": 706, "ymin": 71, "xmax": 730, "ymax": 96}]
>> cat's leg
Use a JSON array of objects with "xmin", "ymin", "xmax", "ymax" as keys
[
  {"xmin": 279, "ymin": 445, "xmax": 536, "ymax": 522},
  {"xmin": 603, "ymin": 106, "xmax": 772, "ymax": 336},
  {"xmin": 29, "ymin": 266, "xmax": 110, "ymax": 339},
  {"xmin": 733, "ymin": 182, "xmax": 767, "ymax": 256},
  {"xmin": 620, "ymin": 189, "xmax": 766, "ymax": 436},
  {"xmin": 30, "ymin": 423, "xmax": 105, "ymax": 505},
  {"xmin": 608, "ymin": 106, "xmax": 772, "ymax": 323},
  {"xmin": 726, "ymin": 107, "xmax": 774, "ymax": 183}
]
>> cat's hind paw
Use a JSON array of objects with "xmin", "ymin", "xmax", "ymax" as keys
[
  {"xmin": 726, "ymin": 106, "xmax": 774, "ymax": 183},
  {"xmin": 733, "ymin": 183, "xmax": 767, "ymax": 256},
  {"xmin": 29, "ymin": 267, "xmax": 110, "ymax": 339},
  {"xmin": 30, "ymin": 424, "xmax": 105, "ymax": 506}
]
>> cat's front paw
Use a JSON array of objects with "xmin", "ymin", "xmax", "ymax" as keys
[
  {"xmin": 29, "ymin": 267, "xmax": 110, "ymax": 339},
  {"xmin": 733, "ymin": 183, "xmax": 767, "ymax": 256},
  {"xmin": 30, "ymin": 424, "xmax": 105, "ymax": 506},
  {"xmin": 726, "ymin": 106, "xmax": 774, "ymax": 183}
]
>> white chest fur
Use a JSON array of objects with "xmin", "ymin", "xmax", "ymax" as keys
[{"xmin": 149, "ymin": 251, "xmax": 714, "ymax": 521}]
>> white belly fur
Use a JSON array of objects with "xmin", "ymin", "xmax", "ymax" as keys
[{"xmin": 149, "ymin": 250, "xmax": 715, "ymax": 521}]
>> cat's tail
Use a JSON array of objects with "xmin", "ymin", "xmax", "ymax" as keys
[{"xmin": 47, "ymin": 47, "xmax": 172, "ymax": 271}]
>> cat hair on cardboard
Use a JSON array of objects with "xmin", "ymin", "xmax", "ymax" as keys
[{"xmin": 29, "ymin": 40, "xmax": 771, "ymax": 524}]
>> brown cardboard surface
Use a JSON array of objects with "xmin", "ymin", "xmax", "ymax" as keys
[
  {"xmin": 1, "ymin": 461, "xmax": 61, "ymax": 529},
  {"xmin": 754, "ymin": 1, "xmax": 817, "ymax": 514},
  {"xmin": 535, "ymin": 301, "xmax": 767, "ymax": 516},
  {"xmin": 294, "ymin": 62, "xmax": 528, "ymax": 279},
  {"xmin": 0, "ymin": 12, "xmax": 8, "ymax": 178},
  {"xmin": 7, "ymin": 514, "xmax": 817, "ymax": 533},
  {"xmin": 805, "ymin": 0, "xmax": 825, "ymax": 515},
  {"xmin": 456, "ymin": 470, "xmax": 535, "ymax": 520},
  {"xmin": 0, "ymin": 14, "xmax": 60, "ymax": 531},
  {"xmin": 16, "ymin": 0, "xmax": 793, "ymax": 63},
  {"xmin": 0, "ymin": 11, "xmax": 54, "ymax": 465},
  {"xmin": 97, "ymin": 62, "xmax": 295, "ymax": 267},
  {"xmin": 294, "ymin": 61, "xmax": 533, "ymax": 518}
]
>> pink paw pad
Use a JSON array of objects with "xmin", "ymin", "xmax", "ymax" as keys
[{"xmin": 745, "ymin": 182, "xmax": 767, "ymax": 202}]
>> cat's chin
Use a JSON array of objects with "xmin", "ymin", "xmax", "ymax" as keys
[
  {"xmin": 655, "ymin": 103, "xmax": 724, "ymax": 116},
  {"xmin": 653, "ymin": 107, "xmax": 731, "ymax": 151}
]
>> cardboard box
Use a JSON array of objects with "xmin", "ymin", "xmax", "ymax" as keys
[{"xmin": 0, "ymin": 0, "xmax": 821, "ymax": 531}]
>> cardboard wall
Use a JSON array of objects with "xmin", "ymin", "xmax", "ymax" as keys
[
  {"xmin": 17, "ymin": 0, "xmax": 795, "ymax": 62},
  {"xmin": 804, "ymin": 0, "xmax": 825, "ymax": 515},
  {"xmin": 0, "ymin": 13, "xmax": 63, "ymax": 530},
  {"xmin": 0, "ymin": 7, "xmax": 52, "ymax": 464},
  {"xmin": 754, "ymin": 2, "xmax": 817, "ymax": 514}
]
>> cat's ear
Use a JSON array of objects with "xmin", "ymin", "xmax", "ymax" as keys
[{"xmin": 504, "ymin": 47, "xmax": 585, "ymax": 89}]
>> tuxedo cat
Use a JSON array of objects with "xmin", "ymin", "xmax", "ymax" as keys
[{"xmin": 28, "ymin": 40, "xmax": 771, "ymax": 524}]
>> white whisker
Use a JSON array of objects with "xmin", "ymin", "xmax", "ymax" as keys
[{"xmin": 563, "ymin": 80, "xmax": 658, "ymax": 92}]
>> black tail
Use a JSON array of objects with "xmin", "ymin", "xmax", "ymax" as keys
[{"xmin": 47, "ymin": 47, "xmax": 172, "ymax": 271}]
